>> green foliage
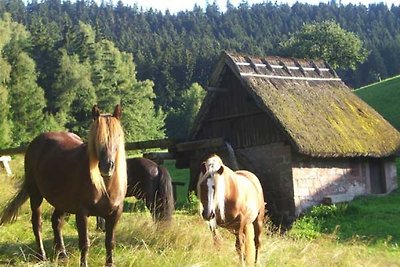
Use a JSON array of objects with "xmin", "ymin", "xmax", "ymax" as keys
[
  {"xmin": 181, "ymin": 191, "xmax": 201, "ymax": 215},
  {"xmin": 1, "ymin": 2, "xmax": 400, "ymax": 144},
  {"xmin": 51, "ymin": 50, "xmax": 97, "ymax": 136},
  {"xmin": 51, "ymin": 22, "xmax": 165, "ymax": 141},
  {"xmin": 281, "ymin": 20, "xmax": 369, "ymax": 70},
  {"xmin": 0, "ymin": 13, "xmax": 48, "ymax": 146},
  {"xmin": 7, "ymin": 52, "xmax": 47, "ymax": 145},
  {"xmin": 166, "ymin": 83, "xmax": 205, "ymax": 139}
]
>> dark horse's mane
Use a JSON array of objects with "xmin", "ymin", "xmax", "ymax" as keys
[
  {"xmin": 97, "ymin": 157, "xmax": 174, "ymax": 230},
  {"xmin": 126, "ymin": 157, "xmax": 174, "ymax": 222}
]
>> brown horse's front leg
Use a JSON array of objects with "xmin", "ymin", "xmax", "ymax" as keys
[
  {"xmin": 76, "ymin": 213, "xmax": 89, "ymax": 267},
  {"xmin": 104, "ymin": 205, "xmax": 123, "ymax": 267},
  {"xmin": 51, "ymin": 209, "xmax": 67, "ymax": 258}
]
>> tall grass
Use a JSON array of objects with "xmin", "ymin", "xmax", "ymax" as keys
[{"xmin": 1, "ymin": 157, "xmax": 400, "ymax": 266}]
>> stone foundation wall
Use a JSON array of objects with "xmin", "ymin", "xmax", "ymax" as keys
[
  {"xmin": 292, "ymin": 156, "xmax": 398, "ymax": 216},
  {"xmin": 236, "ymin": 143, "xmax": 295, "ymax": 224}
]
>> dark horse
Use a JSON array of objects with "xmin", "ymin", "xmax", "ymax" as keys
[
  {"xmin": 96, "ymin": 157, "xmax": 174, "ymax": 230},
  {"xmin": 0, "ymin": 105, "xmax": 127, "ymax": 267}
]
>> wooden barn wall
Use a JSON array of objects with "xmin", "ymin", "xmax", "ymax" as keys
[
  {"xmin": 195, "ymin": 68, "xmax": 285, "ymax": 148},
  {"xmin": 383, "ymin": 158, "xmax": 398, "ymax": 193},
  {"xmin": 235, "ymin": 143, "xmax": 296, "ymax": 225},
  {"xmin": 291, "ymin": 155, "xmax": 398, "ymax": 216}
]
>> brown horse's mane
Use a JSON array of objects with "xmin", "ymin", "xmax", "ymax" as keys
[{"xmin": 88, "ymin": 114, "xmax": 127, "ymax": 194}]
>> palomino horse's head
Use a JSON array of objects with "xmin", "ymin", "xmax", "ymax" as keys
[
  {"xmin": 88, "ymin": 105, "xmax": 126, "ymax": 192},
  {"xmin": 197, "ymin": 155, "xmax": 226, "ymax": 221}
]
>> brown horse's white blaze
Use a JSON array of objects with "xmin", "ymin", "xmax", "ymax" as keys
[{"xmin": 197, "ymin": 154, "xmax": 265, "ymax": 266}]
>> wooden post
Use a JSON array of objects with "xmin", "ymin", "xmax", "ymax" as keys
[{"xmin": 0, "ymin": 155, "xmax": 12, "ymax": 176}]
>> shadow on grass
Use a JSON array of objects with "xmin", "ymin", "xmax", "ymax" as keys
[{"xmin": 0, "ymin": 235, "xmax": 82, "ymax": 265}]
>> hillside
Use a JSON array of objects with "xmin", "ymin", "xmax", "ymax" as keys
[{"xmin": 354, "ymin": 75, "xmax": 400, "ymax": 130}]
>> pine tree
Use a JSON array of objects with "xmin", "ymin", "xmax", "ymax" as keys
[
  {"xmin": 166, "ymin": 83, "xmax": 205, "ymax": 140},
  {"xmin": 7, "ymin": 52, "xmax": 47, "ymax": 145},
  {"xmin": 52, "ymin": 49, "xmax": 97, "ymax": 137},
  {"xmin": 2, "ymin": 13, "xmax": 46, "ymax": 145}
]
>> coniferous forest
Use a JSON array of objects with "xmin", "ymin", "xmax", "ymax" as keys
[{"xmin": 0, "ymin": 0, "xmax": 400, "ymax": 146}]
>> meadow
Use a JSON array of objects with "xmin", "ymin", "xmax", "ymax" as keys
[
  {"xmin": 355, "ymin": 75, "xmax": 400, "ymax": 130},
  {"xmin": 0, "ymin": 156, "xmax": 399, "ymax": 266}
]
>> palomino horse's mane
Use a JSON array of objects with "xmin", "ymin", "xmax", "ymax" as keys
[
  {"xmin": 197, "ymin": 155, "xmax": 227, "ymax": 221},
  {"xmin": 88, "ymin": 113, "xmax": 127, "ymax": 194}
]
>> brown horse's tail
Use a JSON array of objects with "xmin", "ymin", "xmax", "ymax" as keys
[
  {"xmin": 154, "ymin": 166, "xmax": 174, "ymax": 222},
  {"xmin": 0, "ymin": 179, "xmax": 29, "ymax": 225}
]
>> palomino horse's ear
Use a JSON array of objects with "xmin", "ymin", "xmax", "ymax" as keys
[
  {"xmin": 92, "ymin": 105, "xmax": 100, "ymax": 120},
  {"xmin": 217, "ymin": 165, "xmax": 224, "ymax": 175},
  {"xmin": 200, "ymin": 162, "xmax": 207, "ymax": 174},
  {"xmin": 113, "ymin": 105, "xmax": 122, "ymax": 119}
]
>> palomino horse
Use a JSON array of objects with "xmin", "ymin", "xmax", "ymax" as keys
[
  {"xmin": 96, "ymin": 157, "xmax": 174, "ymax": 230},
  {"xmin": 0, "ymin": 105, "xmax": 127, "ymax": 267},
  {"xmin": 197, "ymin": 154, "xmax": 265, "ymax": 266}
]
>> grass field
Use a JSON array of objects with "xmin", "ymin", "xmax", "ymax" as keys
[
  {"xmin": 354, "ymin": 75, "xmax": 400, "ymax": 130},
  {"xmin": 0, "ymin": 156, "xmax": 400, "ymax": 266}
]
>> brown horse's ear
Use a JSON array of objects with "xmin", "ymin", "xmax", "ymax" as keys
[
  {"xmin": 92, "ymin": 105, "xmax": 100, "ymax": 120},
  {"xmin": 200, "ymin": 162, "xmax": 207, "ymax": 174},
  {"xmin": 113, "ymin": 105, "xmax": 122, "ymax": 119},
  {"xmin": 217, "ymin": 165, "xmax": 224, "ymax": 175}
]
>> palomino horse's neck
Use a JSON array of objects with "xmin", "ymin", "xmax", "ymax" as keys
[{"xmin": 213, "ymin": 172, "xmax": 227, "ymax": 221}]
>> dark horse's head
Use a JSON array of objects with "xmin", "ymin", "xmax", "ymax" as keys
[{"xmin": 88, "ymin": 105, "xmax": 126, "ymax": 192}]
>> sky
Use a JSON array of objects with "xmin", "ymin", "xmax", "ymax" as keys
[{"xmin": 118, "ymin": 0, "xmax": 399, "ymax": 13}]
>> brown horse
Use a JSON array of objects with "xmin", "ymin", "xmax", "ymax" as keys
[
  {"xmin": 0, "ymin": 105, "xmax": 127, "ymax": 267},
  {"xmin": 96, "ymin": 157, "xmax": 174, "ymax": 230},
  {"xmin": 197, "ymin": 154, "xmax": 265, "ymax": 266}
]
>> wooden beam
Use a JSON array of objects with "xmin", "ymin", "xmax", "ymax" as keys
[
  {"xmin": 0, "ymin": 139, "xmax": 177, "ymax": 155},
  {"xmin": 176, "ymin": 137, "xmax": 225, "ymax": 152},
  {"xmin": 125, "ymin": 139, "xmax": 177, "ymax": 151},
  {"xmin": 206, "ymin": 86, "xmax": 228, "ymax": 93},
  {"xmin": 143, "ymin": 152, "xmax": 176, "ymax": 160},
  {"xmin": 206, "ymin": 110, "xmax": 264, "ymax": 123},
  {"xmin": 0, "ymin": 145, "xmax": 27, "ymax": 155}
]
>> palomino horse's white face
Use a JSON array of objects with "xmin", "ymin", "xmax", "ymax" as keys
[
  {"xmin": 198, "ymin": 155, "xmax": 226, "ymax": 221},
  {"xmin": 204, "ymin": 177, "xmax": 215, "ymax": 220}
]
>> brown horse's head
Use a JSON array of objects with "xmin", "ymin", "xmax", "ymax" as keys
[{"xmin": 88, "ymin": 105, "xmax": 126, "ymax": 192}]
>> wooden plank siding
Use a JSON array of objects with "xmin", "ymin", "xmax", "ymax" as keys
[{"xmin": 195, "ymin": 67, "xmax": 285, "ymax": 148}]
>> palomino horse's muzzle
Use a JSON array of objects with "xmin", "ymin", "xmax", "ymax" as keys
[{"xmin": 202, "ymin": 208, "xmax": 215, "ymax": 221}]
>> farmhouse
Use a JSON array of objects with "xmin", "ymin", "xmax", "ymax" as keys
[{"xmin": 178, "ymin": 51, "xmax": 400, "ymax": 225}]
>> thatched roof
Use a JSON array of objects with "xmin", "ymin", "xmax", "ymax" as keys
[{"xmin": 192, "ymin": 51, "xmax": 400, "ymax": 157}]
